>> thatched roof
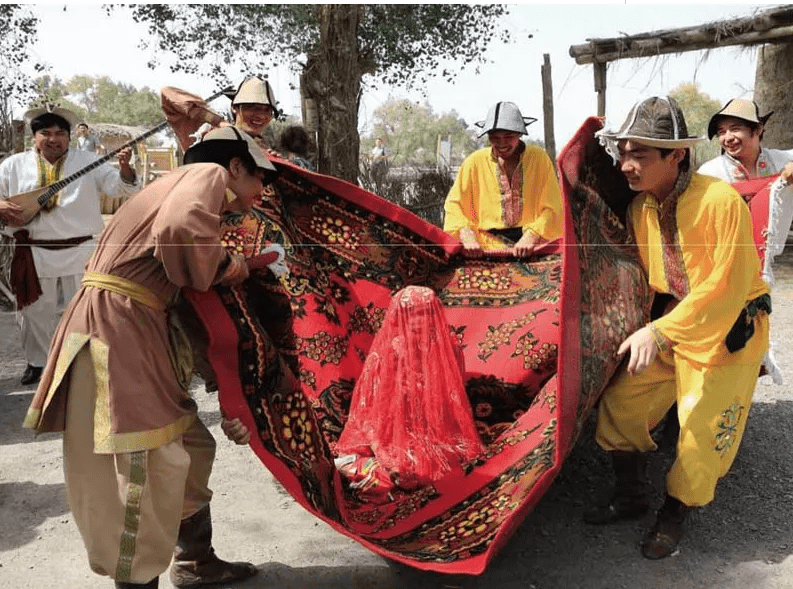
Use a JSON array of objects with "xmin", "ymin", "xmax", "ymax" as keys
[{"xmin": 87, "ymin": 122, "xmax": 150, "ymax": 140}]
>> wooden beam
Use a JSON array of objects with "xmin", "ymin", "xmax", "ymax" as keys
[
  {"xmin": 572, "ymin": 26, "xmax": 793, "ymax": 65},
  {"xmin": 541, "ymin": 53, "xmax": 556, "ymax": 162},
  {"xmin": 570, "ymin": 6, "xmax": 793, "ymax": 65}
]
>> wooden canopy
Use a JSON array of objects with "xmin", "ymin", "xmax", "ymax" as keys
[{"xmin": 569, "ymin": 6, "xmax": 793, "ymax": 115}]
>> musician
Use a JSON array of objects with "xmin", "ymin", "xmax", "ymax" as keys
[{"xmin": 0, "ymin": 105, "xmax": 137, "ymax": 385}]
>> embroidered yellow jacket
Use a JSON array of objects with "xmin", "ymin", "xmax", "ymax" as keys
[
  {"xmin": 443, "ymin": 145, "xmax": 563, "ymax": 244},
  {"xmin": 629, "ymin": 173, "xmax": 770, "ymax": 366}
]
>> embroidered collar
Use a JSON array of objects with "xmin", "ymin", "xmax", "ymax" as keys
[
  {"xmin": 720, "ymin": 147, "xmax": 774, "ymax": 180},
  {"xmin": 491, "ymin": 141, "xmax": 526, "ymax": 227},
  {"xmin": 35, "ymin": 148, "xmax": 68, "ymax": 169},
  {"xmin": 35, "ymin": 149, "xmax": 68, "ymax": 211},
  {"xmin": 643, "ymin": 163, "xmax": 693, "ymax": 300},
  {"xmin": 655, "ymin": 163, "xmax": 693, "ymax": 215}
]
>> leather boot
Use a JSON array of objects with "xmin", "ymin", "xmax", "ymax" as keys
[
  {"xmin": 584, "ymin": 450, "xmax": 649, "ymax": 525},
  {"xmin": 20, "ymin": 364, "xmax": 43, "ymax": 385},
  {"xmin": 640, "ymin": 494, "xmax": 691, "ymax": 559},
  {"xmin": 169, "ymin": 504, "xmax": 257, "ymax": 588},
  {"xmin": 115, "ymin": 578, "xmax": 158, "ymax": 588}
]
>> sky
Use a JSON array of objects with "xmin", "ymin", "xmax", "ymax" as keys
[{"xmin": 23, "ymin": 2, "xmax": 776, "ymax": 150}]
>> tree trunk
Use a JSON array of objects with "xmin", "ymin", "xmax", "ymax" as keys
[
  {"xmin": 754, "ymin": 43, "xmax": 793, "ymax": 149},
  {"xmin": 300, "ymin": 5, "xmax": 364, "ymax": 184}
]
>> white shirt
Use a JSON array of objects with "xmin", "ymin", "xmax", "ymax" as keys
[
  {"xmin": 0, "ymin": 149, "xmax": 138, "ymax": 277},
  {"xmin": 698, "ymin": 147, "xmax": 793, "ymax": 182}
]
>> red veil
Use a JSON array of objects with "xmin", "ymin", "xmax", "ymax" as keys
[{"xmin": 334, "ymin": 285, "xmax": 483, "ymax": 492}]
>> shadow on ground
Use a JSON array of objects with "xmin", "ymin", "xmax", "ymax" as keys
[{"xmin": 0, "ymin": 481, "xmax": 70, "ymax": 552}]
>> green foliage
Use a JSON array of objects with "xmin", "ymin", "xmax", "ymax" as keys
[
  {"xmin": 669, "ymin": 82, "xmax": 723, "ymax": 165},
  {"xmin": 362, "ymin": 99, "xmax": 477, "ymax": 166},
  {"xmin": 0, "ymin": 5, "xmax": 43, "ymax": 153},
  {"xmin": 0, "ymin": 5, "xmax": 43, "ymax": 103},
  {"xmin": 30, "ymin": 75, "xmax": 163, "ymax": 127},
  {"xmin": 123, "ymin": 5, "xmax": 511, "ymax": 91}
]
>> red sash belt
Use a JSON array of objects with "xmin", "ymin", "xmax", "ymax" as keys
[{"xmin": 10, "ymin": 230, "xmax": 92, "ymax": 309}]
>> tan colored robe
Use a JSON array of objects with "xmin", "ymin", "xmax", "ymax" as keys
[{"xmin": 24, "ymin": 163, "xmax": 233, "ymax": 453}]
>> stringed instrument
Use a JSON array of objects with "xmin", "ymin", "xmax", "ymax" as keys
[{"xmin": 2, "ymin": 87, "xmax": 231, "ymax": 229}]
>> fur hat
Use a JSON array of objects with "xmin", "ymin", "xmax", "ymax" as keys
[
  {"xmin": 597, "ymin": 96, "xmax": 702, "ymax": 149},
  {"xmin": 474, "ymin": 102, "xmax": 537, "ymax": 138},
  {"xmin": 23, "ymin": 104, "xmax": 80, "ymax": 132},
  {"xmin": 707, "ymin": 98, "xmax": 772, "ymax": 139},
  {"xmin": 184, "ymin": 126, "xmax": 277, "ymax": 174},
  {"xmin": 225, "ymin": 76, "xmax": 279, "ymax": 115}
]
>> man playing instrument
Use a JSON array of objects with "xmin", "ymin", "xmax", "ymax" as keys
[{"xmin": 0, "ymin": 105, "xmax": 137, "ymax": 385}]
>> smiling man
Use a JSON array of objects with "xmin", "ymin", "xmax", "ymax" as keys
[
  {"xmin": 586, "ymin": 96, "xmax": 771, "ymax": 560},
  {"xmin": 228, "ymin": 76, "xmax": 278, "ymax": 140},
  {"xmin": 699, "ymin": 98, "xmax": 793, "ymax": 183},
  {"xmin": 0, "ymin": 105, "xmax": 137, "ymax": 386},
  {"xmin": 161, "ymin": 76, "xmax": 280, "ymax": 153},
  {"xmin": 443, "ymin": 101, "xmax": 562, "ymax": 258}
]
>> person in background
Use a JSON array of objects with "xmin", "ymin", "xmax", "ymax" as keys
[
  {"xmin": 279, "ymin": 124, "xmax": 316, "ymax": 171},
  {"xmin": 443, "ymin": 101, "xmax": 562, "ymax": 258},
  {"xmin": 0, "ymin": 105, "xmax": 137, "ymax": 386},
  {"xmin": 585, "ymin": 96, "xmax": 770, "ymax": 560},
  {"xmin": 75, "ymin": 122, "xmax": 100, "ymax": 154},
  {"xmin": 698, "ymin": 98, "xmax": 793, "ymax": 183},
  {"xmin": 23, "ymin": 126, "xmax": 279, "ymax": 589},
  {"xmin": 370, "ymin": 137, "xmax": 389, "ymax": 191},
  {"xmin": 699, "ymin": 98, "xmax": 793, "ymax": 387}
]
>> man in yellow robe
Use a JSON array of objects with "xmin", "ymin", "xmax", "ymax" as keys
[
  {"xmin": 443, "ymin": 101, "xmax": 562, "ymax": 258},
  {"xmin": 585, "ymin": 96, "xmax": 770, "ymax": 560}
]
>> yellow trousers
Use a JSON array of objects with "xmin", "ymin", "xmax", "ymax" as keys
[
  {"xmin": 63, "ymin": 346, "xmax": 215, "ymax": 583},
  {"xmin": 596, "ymin": 329, "xmax": 766, "ymax": 507}
]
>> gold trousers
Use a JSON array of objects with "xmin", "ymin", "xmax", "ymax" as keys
[
  {"xmin": 63, "ymin": 346, "xmax": 214, "ymax": 583},
  {"xmin": 596, "ymin": 332, "xmax": 766, "ymax": 506}
]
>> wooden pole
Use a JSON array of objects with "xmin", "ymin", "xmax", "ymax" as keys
[
  {"xmin": 594, "ymin": 62, "xmax": 607, "ymax": 117},
  {"xmin": 541, "ymin": 53, "xmax": 556, "ymax": 163}
]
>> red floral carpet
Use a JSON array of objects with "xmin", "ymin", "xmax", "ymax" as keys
[{"xmin": 185, "ymin": 118, "xmax": 655, "ymax": 574}]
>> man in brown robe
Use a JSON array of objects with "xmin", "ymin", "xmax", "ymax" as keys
[{"xmin": 23, "ymin": 127, "xmax": 277, "ymax": 589}]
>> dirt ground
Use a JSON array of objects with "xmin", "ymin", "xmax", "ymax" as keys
[{"xmin": 2, "ymin": 254, "xmax": 793, "ymax": 589}]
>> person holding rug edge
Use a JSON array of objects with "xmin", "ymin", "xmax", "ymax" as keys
[
  {"xmin": 584, "ymin": 96, "xmax": 770, "ymax": 560},
  {"xmin": 23, "ymin": 127, "xmax": 279, "ymax": 588}
]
